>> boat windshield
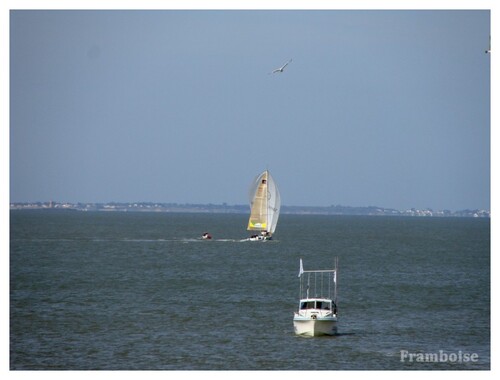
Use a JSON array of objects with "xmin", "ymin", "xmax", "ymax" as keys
[
  {"xmin": 300, "ymin": 300, "xmax": 331, "ymax": 310},
  {"xmin": 317, "ymin": 301, "xmax": 331, "ymax": 310}
]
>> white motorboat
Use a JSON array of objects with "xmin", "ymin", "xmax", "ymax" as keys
[{"xmin": 293, "ymin": 258, "xmax": 338, "ymax": 337}]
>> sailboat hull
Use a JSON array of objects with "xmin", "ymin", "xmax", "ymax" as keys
[{"xmin": 248, "ymin": 235, "xmax": 272, "ymax": 241}]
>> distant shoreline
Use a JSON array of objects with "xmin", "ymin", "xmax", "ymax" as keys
[{"xmin": 9, "ymin": 202, "xmax": 490, "ymax": 218}]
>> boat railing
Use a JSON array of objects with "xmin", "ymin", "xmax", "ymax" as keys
[
  {"xmin": 298, "ymin": 258, "xmax": 338, "ymax": 304},
  {"xmin": 299, "ymin": 270, "xmax": 336, "ymax": 300}
]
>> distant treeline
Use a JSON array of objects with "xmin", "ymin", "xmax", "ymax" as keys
[{"xmin": 10, "ymin": 201, "xmax": 490, "ymax": 218}]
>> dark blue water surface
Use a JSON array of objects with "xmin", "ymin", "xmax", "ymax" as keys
[{"xmin": 10, "ymin": 211, "xmax": 490, "ymax": 370}]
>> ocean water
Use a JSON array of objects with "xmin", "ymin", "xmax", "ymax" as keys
[{"xmin": 10, "ymin": 211, "xmax": 490, "ymax": 370}]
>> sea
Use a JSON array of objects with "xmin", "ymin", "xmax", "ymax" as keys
[{"xmin": 10, "ymin": 210, "xmax": 490, "ymax": 370}]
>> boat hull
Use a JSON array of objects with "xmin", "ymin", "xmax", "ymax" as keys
[
  {"xmin": 293, "ymin": 316, "xmax": 337, "ymax": 337},
  {"xmin": 248, "ymin": 236, "xmax": 271, "ymax": 241}
]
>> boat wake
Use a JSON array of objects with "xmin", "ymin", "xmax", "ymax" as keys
[
  {"xmin": 13, "ymin": 237, "xmax": 273, "ymax": 244},
  {"xmin": 182, "ymin": 238, "xmax": 245, "ymax": 243},
  {"xmin": 239, "ymin": 237, "xmax": 279, "ymax": 242}
]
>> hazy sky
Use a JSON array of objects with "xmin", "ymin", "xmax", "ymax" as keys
[{"xmin": 9, "ymin": 9, "xmax": 490, "ymax": 211}]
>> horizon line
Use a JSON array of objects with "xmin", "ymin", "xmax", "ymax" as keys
[{"xmin": 9, "ymin": 200, "xmax": 491, "ymax": 213}]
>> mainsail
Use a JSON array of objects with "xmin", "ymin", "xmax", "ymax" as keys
[{"xmin": 247, "ymin": 170, "xmax": 281, "ymax": 235}]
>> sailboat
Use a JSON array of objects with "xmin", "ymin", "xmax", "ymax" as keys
[{"xmin": 246, "ymin": 170, "xmax": 281, "ymax": 241}]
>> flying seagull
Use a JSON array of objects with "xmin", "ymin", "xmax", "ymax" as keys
[{"xmin": 270, "ymin": 59, "xmax": 292, "ymax": 74}]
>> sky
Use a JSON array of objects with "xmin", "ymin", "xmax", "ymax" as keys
[{"xmin": 8, "ymin": 7, "xmax": 491, "ymax": 211}]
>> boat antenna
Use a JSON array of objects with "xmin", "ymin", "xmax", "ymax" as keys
[{"xmin": 334, "ymin": 257, "xmax": 338, "ymax": 309}]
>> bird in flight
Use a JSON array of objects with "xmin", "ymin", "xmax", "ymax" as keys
[{"xmin": 270, "ymin": 59, "xmax": 292, "ymax": 74}]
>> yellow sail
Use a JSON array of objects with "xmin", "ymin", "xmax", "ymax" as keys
[{"xmin": 247, "ymin": 171, "xmax": 269, "ymax": 231}]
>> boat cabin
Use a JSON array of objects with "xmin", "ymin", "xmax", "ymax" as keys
[{"xmin": 300, "ymin": 299, "xmax": 334, "ymax": 311}]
